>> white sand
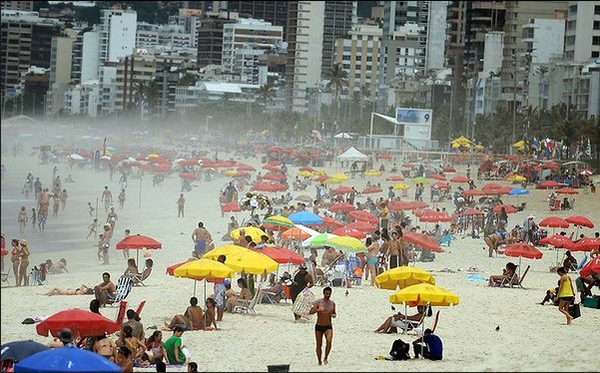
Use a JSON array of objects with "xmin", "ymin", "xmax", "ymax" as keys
[{"xmin": 1, "ymin": 151, "xmax": 599, "ymax": 372}]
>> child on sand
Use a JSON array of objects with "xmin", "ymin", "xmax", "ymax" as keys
[
  {"xmin": 88, "ymin": 202, "xmax": 95, "ymax": 216},
  {"xmin": 87, "ymin": 219, "xmax": 98, "ymax": 239}
]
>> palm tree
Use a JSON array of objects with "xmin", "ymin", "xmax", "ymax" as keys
[
  {"xmin": 583, "ymin": 116, "xmax": 600, "ymax": 169},
  {"xmin": 178, "ymin": 73, "xmax": 198, "ymax": 86},
  {"xmin": 360, "ymin": 84, "xmax": 370, "ymax": 118},
  {"xmin": 324, "ymin": 63, "xmax": 348, "ymax": 123},
  {"xmin": 555, "ymin": 119, "xmax": 582, "ymax": 159},
  {"xmin": 256, "ymin": 83, "xmax": 275, "ymax": 109}
]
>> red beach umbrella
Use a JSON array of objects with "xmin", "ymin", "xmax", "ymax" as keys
[
  {"xmin": 402, "ymin": 232, "xmax": 443, "ymax": 253},
  {"xmin": 237, "ymin": 164, "xmax": 256, "ymax": 172},
  {"xmin": 556, "ymin": 187, "xmax": 579, "ymax": 195},
  {"xmin": 464, "ymin": 208, "xmax": 484, "ymax": 216},
  {"xmin": 432, "ymin": 182, "xmax": 451, "ymax": 190},
  {"xmin": 580, "ymin": 256, "xmax": 600, "ymax": 277},
  {"xmin": 222, "ymin": 201, "xmax": 242, "ymax": 212},
  {"xmin": 539, "ymin": 217, "xmax": 570, "ymax": 229},
  {"xmin": 263, "ymin": 164, "xmax": 281, "ymax": 172},
  {"xmin": 273, "ymin": 246, "xmax": 305, "ymax": 265},
  {"xmin": 386, "ymin": 175, "xmax": 405, "ymax": 182},
  {"xmin": 299, "ymin": 166, "xmax": 315, "ymax": 172},
  {"xmin": 537, "ymin": 180, "xmax": 561, "ymax": 189},
  {"xmin": 450, "ymin": 175, "xmax": 469, "ymax": 183},
  {"xmin": 345, "ymin": 221, "xmax": 377, "ymax": 232},
  {"xmin": 443, "ymin": 167, "xmax": 456, "ymax": 173},
  {"xmin": 504, "ymin": 243, "xmax": 543, "ymax": 260},
  {"xmin": 179, "ymin": 173, "xmax": 197, "ymax": 180},
  {"xmin": 333, "ymin": 186, "xmax": 356, "ymax": 194},
  {"xmin": 116, "ymin": 234, "xmax": 162, "ymax": 250},
  {"xmin": 565, "ymin": 216, "xmax": 594, "ymax": 228},
  {"xmin": 493, "ymin": 205, "xmax": 517, "ymax": 214},
  {"xmin": 379, "ymin": 154, "xmax": 392, "ymax": 160},
  {"xmin": 419, "ymin": 212, "xmax": 452, "ymax": 223},
  {"xmin": 328, "ymin": 202, "xmax": 355, "ymax": 213},
  {"xmin": 36, "ymin": 309, "xmax": 120, "ymax": 338},
  {"xmin": 231, "ymin": 171, "xmax": 250, "ymax": 178},
  {"xmin": 571, "ymin": 238, "xmax": 600, "ymax": 252},
  {"xmin": 348, "ymin": 210, "xmax": 379, "ymax": 224},
  {"xmin": 263, "ymin": 173, "xmax": 287, "ymax": 182},
  {"xmin": 482, "ymin": 183, "xmax": 502, "ymax": 190},
  {"xmin": 251, "ymin": 246, "xmax": 289, "ymax": 263},
  {"xmin": 362, "ymin": 186, "xmax": 383, "ymax": 194},
  {"xmin": 320, "ymin": 216, "xmax": 344, "ymax": 229},
  {"xmin": 542, "ymin": 162, "xmax": 560, "ymax": 170},
  {"xmin": 462, "ymin": 189, "xmax": 484, "ymax": 197},
  {"xmin": 539, "ymin": 234, "xmax": 574, "ymax": 249},
  {"xmin": 388, "ymin": 201, "xmax": 413, "ymax": 211},
  {"xmin": 427, "ymin": 174, "xmax": 446, "ymax": 181},
  {"xmin": 251, "ymin": 182, "xmax": 287, "ymax": 192},
  {"xmin": 332, "ymin": 227, "xmax": 367, "ymax": 239},
  {"xmin": 315, "ymin": 175, "xmax": 330, "ymax": 182}
]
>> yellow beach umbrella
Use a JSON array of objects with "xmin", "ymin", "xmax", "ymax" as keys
[
  {"xmin": 223, "ymin": 250, "xmax": 279, "ymax": 275},
  {"xmin": 375, "ymin": 266, "xmax": 435, "ymax": 290},
  {"xmin": 512, "ymin": 140, "xmax": 525, "ymax": 150},
  {"xmin": 263, "ymin": 215, "xmax": 294, "ymax": 230},
  {"xmin": 324, "ymin": 177, "xmax": 344, "ymax": 185},
  {"xmin": 393, "ymin": 183, "xmax": 411, "ymax": 191},
  {"xmin": 451, "ymin": 135, "xmax": 471, "ymax": 145},
  {"xmin": 297, "ymin": 170, "xmax": 313, "ymax": 178},
  {"xmin": 364, "ymin": 169, "xmax": 381, "ymax": 177},
  {"xmin": 224, "ymin": 169, "xmax": 237, "ymax": 176},
  {"xmin": 331, "ymin": 173, "xmax": 350, "ymax": 181},
  {"xmin": 389, "ymin": 283, "xmax": 459, "ymax": 307},
  {"xmin": 313, "ymin": 170, "xmax": 328, "ymax": 176},
  {"xmin": 229, "ymin": 227, "xmax": 270, "ymax": 243},
  {"xmin": 507, "ymin": 175, "xmax": 526, "ymax": 183},
  {"xmin": 203, "ymin": 244, "xmax": 248, "ymax": 260},
  {"xmin": 147, "ymin": 153, "xmax": 160, "ymax": 158},
  {"xmin": 173, "ymin": 258, "xmax": 235, "ymax": 279},
  {"xmin": 323, "ymin": 236, "xmax": 367, "ymax": 253}
]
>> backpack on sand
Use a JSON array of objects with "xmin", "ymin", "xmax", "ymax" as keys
[{"xmin": 389, "ymin": 338, "xmax": 411, "ymax": 360}]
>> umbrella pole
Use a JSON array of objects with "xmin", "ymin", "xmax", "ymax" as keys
[
  {"xmin": 193, "ymin": 280, "xmax": 197, "ymax": 297},
  {"xmin": 204, "ymin": 280, "xmax": 207, "ymax": 302}
]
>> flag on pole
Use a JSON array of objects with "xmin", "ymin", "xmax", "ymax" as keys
[{"xmin": 531, "ymin": 137, "xmax": 539, "ymax": 150}]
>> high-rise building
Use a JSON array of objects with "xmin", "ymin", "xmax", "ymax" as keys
[
  {"xmin": 222, "ymin": 18, "xmax": 283, "ymax": 81},
  {"xmin": 137, "ymin": 23, "xmax": 193, "ymax": 48},
  {"xmin": 565, "ymin": 1, "xmax": 600, "ymax": 62},
  {"xmin": 47, "ymin": 29, "xmax": 77, "ymax": 116},
  {"xmin": 1, "ymin": 10, "xmax": 63, "ymax": 97},
  {"xmin": 169, "ymin": 8, "xmax": 202, "ymax": 48},
  {"xmin": 99, "ymin": 7, "xmax": 137, "ymax": 63},
  {"xmin": 197, "ymin": 11, "xmax": 238, "ymax": 67},
  {"xmin": 115, "ymin": 51, "xmax": 157, "ymax": 111},
  {"xmin": 334, "ymin": 24, "xmax": 381, "ymax": 100},
  {"xmin": 322, "ymin": 1, "xmax": 357, "ymax": 72},
  {"xmin": 1, "ymin": 1, "xmax": 33, "ymax": 11},
  {"xmin": 225, "ymin": 1, "xmax": 289, "ymax": 39},
  {"xmin": 286, "ymin": 1, "xmax": 325, "ymax": 112}
]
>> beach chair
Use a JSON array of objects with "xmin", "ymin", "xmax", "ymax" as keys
[
  {"xmin": 127, "ymin": 267, "xmax": 153, "ymax": 286},
  {"xmin": 1, "ymin": 267, "xmax": 11, "ymax": 287},
  {"xmin": 262, "ymin": 288, "xmax": 282, "ymax": 305},
  {"xmin": 513, "ymin": 265, "xmax": 530, "ymax": 289},
  {"xmin": 400, "ymin": 312, "xmax": 426, "ymax": 335},
  {"xmin": 107, "ymin": 276, "xmax": 133, "ymax": 307},
  {"xmin": 29, "ymin": 264, "xmax": 48, "ymax": 286},
  {"xmin": 438, "ymin": 232, "xmax": 452, "ymax": 246},
  {"xmin": 233, "ymin": 284, "xmax": 262, "ymax": 315}
]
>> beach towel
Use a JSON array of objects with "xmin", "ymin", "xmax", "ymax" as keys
[
  {"xmin": 292, "ymin": 289, "xmax": 315, "ymax": 318},
  {"xmin": 465, "ymin": 274, "xmax": 487, "ymax": 283}
]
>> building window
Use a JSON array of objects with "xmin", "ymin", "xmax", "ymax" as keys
[
  {"xmin": 595, "ymin": 5, "xmax": 600, "ymax": 15},
  {"xmin": 595, "ymin": 21, "xmax": 600, "ymax": 30},
  {"xmin": 512, "ymin": 12, "xmax": 518, "ymax": 19},
  {"xmin": 512, "ymin": 24, "xmax": 517, "ymax": 31},
  {"xmin": 592, "ymin": 51, "xmax": 600, "ymax": 58},
  {"xmin": 593, "ymin": 36, "xmax": 600, "ymax": 46}
]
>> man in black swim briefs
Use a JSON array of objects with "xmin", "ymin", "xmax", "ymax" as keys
[{"xmin": 309, "ymin": 286, "xmax": 336, "ymax": 365}]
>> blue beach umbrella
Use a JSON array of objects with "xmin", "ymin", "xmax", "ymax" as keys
[
  {"xmin": 508, "ymin": 187, "xmax": 529, "ymax": 196},
  {"xmin": 15, "ymin": 347, "xmax": 121, "ymax": 372},
  {"xmin": 1, "ymin": 341, "xmax": 49, "ymax": 363},
  {"xmin": 288, "ymin": 211, "xmax": 323, "ymax": 225}
]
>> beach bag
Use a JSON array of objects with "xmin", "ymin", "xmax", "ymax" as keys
[
  {"xmin": 292, "ymin": 288, "xmax": 314, "ymax": 317},
  {"xmin": 389, "ymin": 338, "xmax": 411, "ymax": 360},
  {"xmin": 568, "ymin": 303, "xmax": 581, "ymax": 319}
]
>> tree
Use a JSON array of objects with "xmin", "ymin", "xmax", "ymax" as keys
[
  {"xmin": 583, "ymin": 116, "xmax": 600, "ymax": 169},
  {"xmin": 178, "ymin": 73, "xmax": 198, "ymax": 86},
  {"xmin": 256, "ymin": 83, "xmax": 275, "ymax": 109},
  {"xmin": 324, "ymin": 63, "xmax": 348, "ymax": 123},
  {"xmin": 555, "ymin": 119, "xmax": 582, "ymax": 159},
  {"xmin": 360, "ymin": 84, "xmax": 371, "ymax": 118}
]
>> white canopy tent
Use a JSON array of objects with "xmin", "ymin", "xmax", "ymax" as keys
[{"xmin": 337, "ymin": 146, "xmax": 368, "ymax": 162}]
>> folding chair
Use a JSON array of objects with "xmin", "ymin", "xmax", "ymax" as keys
[
  {"xmin": 438, "ymin": 232, "xmax": 452, "ymax": 247},
  {"xmin": 233, "ymin": 284, "xmax": 262, "ymax": 315},
  {"xmin": 1, "ymin": 267, "xmax": 11, "ymax": 287},
  {"xmin": 107, "ymin": 276, "xmax": 133, "ymax": 307},
  {"xmin": 513, "ymin": 265, "xmax": 530, "ymax": 288},
  {"xmin": 127, "ymin": 267, "xmax": 153, "ymax": 286}
]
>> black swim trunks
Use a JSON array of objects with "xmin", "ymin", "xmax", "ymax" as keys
[{"xmin": 315, "ymin": 324, "xmax": 333, "ymax": 333}]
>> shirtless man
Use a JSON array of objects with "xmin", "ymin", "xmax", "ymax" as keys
[
  {"xmin": 191, "ymin": 222, "xmax": 212, "ymax": 256},
  {"xmin": 388, "ymin": 231, "xmax": 402, "ymax": 269},
  {"xmin": 166, "ymin": 297, "xmax": 204, "ymax": 330},
  {"xmin": 233, "ymin": 228, "xmax": 246, "ymax": 247},
  {"xmin": 39, "ymin": 188, "xmax": 51, "ymax": 213},
  {"xmin": 177, "ymin": 193, "xmax": 185, "ymax": 218},
  {"xmin": 101, "ymin": 186, "xmax": 113, "ymax": 212},
  {"xmin": 94, "ymin": 272, "xmax": 116, "ymax": 306},
  {"xmin": 309, "ymin": 287, "xmax": 336, "ymax": 365},
  {"xmin": 107, "ymin": 207, "xmax": 118, "ymax": 231}
]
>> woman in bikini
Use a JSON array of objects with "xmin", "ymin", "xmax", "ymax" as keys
[
  {"xmin": 365, "ymin": 237, "xmax": 379, "ymax": 286},
  {"xmin": 143, "ymin": 331, "xmax": 164, "ymax": 363},
  {"xmin": 42, "ymin": 284, "xmax": 93, "ymax": 296},
  {"xmin": 94, "ymin": 334, "xmax": 117, "ymax": 361},
  {"xmin": 118, "ymin": 325, "xmax": 146, "ymax": 361},
  {"xmin": 18, "ymin": 239, "xmax": 30, "ymax": 286},
  {"xmin": 203, "ymin": 298, "xmax": 219, "ymax": 330},
  {"xmin": 10, "ymin": 239, "xmax": 21, "ymax": 285}
]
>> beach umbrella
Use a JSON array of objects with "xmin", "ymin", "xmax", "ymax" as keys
[
  {"xmin": 257, "ymin": 245, "xmax": 304, "ymax": 265},
  {"xmin": 280, "ymin": 227, "xmax": 311, "ymax": 240},
  {"xmin": 462, "ymin": 189, "xmax": 484, "ymax": 197},
  {"xmin": 389, "ymin": 283, "xmax": 459, "ymax": 307},
  {"xmin": 362, "ymin": 186, "xmax": 383, "ymax": 194},
  {"xmin": 295, "ymin": 194, "xmax": 313, "ymax": 203},
  {"xmin": 427, "ymin": 174, "xmax": 446, "ymax": 181},
  {"xmin": 15, "ymin": 346, "xmax": 121, "ymax": 372},
  {"xmin": 323, "ymin": 236, "xmax": 367, "ymax": 253},
  {"xmin": 565, "ymin": 216, "xmax": 594, "ymax": 228},
  {"xmin": 419, "ymin": 212, "xmax": 452, "ymax": 223},
  {"xmin": 207, "ymin": 249, "xmax": 279, "ymax": 275},
  {"xmin": 542, "ymin": 162, "xmax": 560, "ymax": 170},
  {"xmin": 314, "ymin": 175, "xmax": 329, "ymax": 183},
  {"xmin": 411, "ymin": 177, "xmax": 430, "ymax": 185},
  {"xmin": 402, "ymin": 232, "xmax": 443, "ymax": 253},
  {"xmin": 263, "ymin": 164, "xmax": 281, "ymax": 172},
  {"xmin": 297, "ymin": 170, "xmax": 313, "ymax": 178},
  {"xmin": 388, "ymin": 201, "xmax": 412, "ymax": 211},
  {"xmin": 482, "ymin": 183, "xmax": 502, "ymax": 190},
  {"xmin": 299, "ymin": 166, "xmax": 315, "ymax": 172},
  {"xmin": 331, "ymin": 173, "xmax": 350, "ymax": 181},
  {"xmin": 203, "ymin": 244, "xmax": 248, "ymax": 259},
  {"xmin": 509, "ymin": 187, "xmax": 529, "ymax": 196},
  {"xmin": 538, "ymin": 180, "xmax": 562, "ymax": 189},
  {"xmin": 263, "ymin": 215, "xmax": 295, "ymax": 231},
  {"xmin": 224, "ymin": 169, "xmax": 238, "ymax": 176},
  {"xmin": 450, "ymin": 175, "xmax": 469, "ymax": 183},
  {"xmin": 166, "ymin": 260, "xmax": 193, "ymax": 276},
  {"xmin": 328, "ymin": 202, "xmax": 355, "ymax": 213},
  {"xmin": 332, "ymin": 227, "xmax": 367, "ymax": 239},
  {"xmin": 333, "ymin": 186, "xmax": 355, "ymax": 194},
  {"xmin": 539, "ymin": 217, "xmax": 570, "ymax": 229},
  {"xmin": 179, "ymin": 172, "xmax": 197, "ymax": 180},
  {"xmin": 229, "ymin": 228, "xmax": 270, "ymax": 243},
  {"xmin": 579, "ymin": 256, "xmax": 600, "ymax": 277},
  {"xmin": 346, "ymin": 221, "xmax": 377, "ymax": 233},
  {"xmin": 464, "ymin": 208, "xmax": 484, "ymax": 216},
  {"xmin": 504, "ymin": 243, "xmax": 543, "ymax": 275},
  {"xmin": 323, "ymin": 177, "xmax": 344, "ymax": 185},
  {"xmin": 571, "ymin": 238, "xmax": 600, "ymax": 252},
  {"xmin": 222, "ymin": 201, "xmax": 242, "ymax": 213},
  {"xmin": 393, "ymin": 183, "xmax": 411, "ymax": 191},
  {"xmin": 302, "ymin": 232, "xmax": 339, "ymax": 248},
  {"xmin": 539, "ymin": 234, "xmax": 574, "ymax": 265},
  {"xmin": 319, "ymin": 216, "xmax": 344, "ymax": 229},
  {"xmin": 115, "ymin": 234, "xmax": 162, "ymax": 264},
  {"xmin": 251, "ymin": 182, "xmax": 287, "ymax": 192},
  {"xmin": 556, "ymin": 187, "xmax": 579, "ymax": 195},
  {"xmin": 507, "ymin": 175, "xmax": 527, "ymax": 183},
  {"xmin": 263, "ymin": 172, "xmax": 287, "ymax": 182},
  {"xmin": 348, "ymin": 210, "xmax": 378, "ymax": 224},
  {"xmin": 36, "ymin": 309, "xmax": 120, "ymax": 339},
  {"xmin": 375, "ymin": 267, "xmax": 436, "ymax": 290},
  {"xmin": 432, "ymin": 182, "xmax": 451, "ymax": 190},
  {"xmin": 364, "ymin": 169, "xmax": 381, "ymax": 177},
  {"xmin": 237, "ymin": 164, "xmax": 256, "ymax": 172},
  {"xmin": 413, "ymin": 208, "xmax": 436, "ymax": 218},
  {"xmin": 288, "ymin": 211, "xmax": 323, "ymax": 225},
  {"xmin": 492, "ymin": 205, "xmax": 517, "ymax": 214},
  {"xmin": 386, "ymin": 175, "xmax": 405, "ymax": 181},
  {"xmin": 173, "ymin": 258, "xmax": 236, "ymax": 296},
  {"xmin": 408, "ymin": 201, "xmax": 429, "ymax": 210},
  {"xmin": 1, "ymin": 341, "xmax": 49, "ymax": 363}
]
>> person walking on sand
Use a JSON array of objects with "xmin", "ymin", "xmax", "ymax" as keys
[
  {"xmin": 118, "ymin": 189, "xmax": 126, "ymax": 210},
  {"xmin": 191, "ymin": 222, "xmax": 212, "ymax": 257},
  {"xmin": 177, "ymin": 193, "xmax": 185, "ymax": 218},
  {"xmin": 18, "ymin": 239, "xmax": 30, "ymax": 286},
  {"xmin": 31, "ymin": 208, "xmax": 36, "ymax": 229},
  {"xmin": 59, "ymin": 189, "xmax": 68, "ymax": 211},
  {"xmin": 18, "ymin": 206, "xmax": 28, "ymax": 235},
  {"xmin": 88, "ymin": 202, "xmax": 95, "ymax": 216},
  {"xmin": 101, "ymin": 186, "xmax": 113, "ymax": 212},
  {"xmin": 556, "ymin": 266, "xmax": 575, "ymax": 325},
  {"xmin": 309, "ymin": 287, "xmax": 336, "ymax": 365},
  {"xmin": 87, "ymin": 219, "xmax": 98, "ymax": 239},
  {"xmin": 122, "ymin": 229, "xmax": 131, "ymax": 259},
  {"xmin": 52, "ymin": 192, "xmax": 60, "ymax": 218},
  {"xmin": 107, "ymin": 207, "xmax": 118, "ymax": 232}
]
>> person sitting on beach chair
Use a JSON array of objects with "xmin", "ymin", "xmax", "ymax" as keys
[
  {"xmin": 128, "ymin": 259, "xmax": 153, "ymax": 286},
  {"xmin": 374, "ymin": 305, "xmax": 427, "ymax": 334},
  {"xmin": 488, "ymin": 262, "xmax": 519, "ymax": 287}
]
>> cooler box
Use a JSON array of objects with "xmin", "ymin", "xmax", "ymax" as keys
[{"xmin": 582, "ymin": 296, "xmax": 600, "ymax": 309}]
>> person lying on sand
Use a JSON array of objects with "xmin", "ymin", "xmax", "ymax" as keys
[
  {"xmin": 488, "ymin": 262, "xmax": 518, "ymax": 287},
  {"xmin": 374, "ymin": 305, "xmax": 426, "ymax": 333},
  {"xmin": 42, "ymin": 284, "xmax": 93, "ymax": 296}
]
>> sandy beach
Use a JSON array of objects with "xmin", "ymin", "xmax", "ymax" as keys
[{"xmin": 1, "ymin": 147, "xmax": 599, "ymax": 372}]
